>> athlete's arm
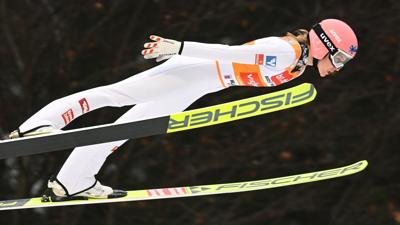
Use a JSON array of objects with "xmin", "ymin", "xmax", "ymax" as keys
[
  {"xmin": 141, "ymin": 35, "xmax": 305, "ymax": 88},
  {"xmin": 180, "ymin": 41, "xmax": 267, "ymax": 64},
  {"xmin": 141, "ymin": 35, "xmax": 294, "ymax": 66}
]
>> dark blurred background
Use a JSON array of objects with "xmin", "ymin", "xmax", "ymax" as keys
[{"xmin": 0, "ymin": 0, "xmax": 399, "ymax": 224}]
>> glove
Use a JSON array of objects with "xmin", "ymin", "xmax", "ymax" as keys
[{"xmin": 141, "ymin": 35, "xmax": 182, "ymax": 62}]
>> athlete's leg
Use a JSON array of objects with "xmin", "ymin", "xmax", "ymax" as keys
[
  {"xmin": 56, "ymin": 92, "xmax": 207, "ymax": 195},
  {"xmin": 18, "ymin": 85, "xmax": 140, "ymax": 133},
  {"xmin": 18, "ymin": 56, "xmax": 223, "ymax": 133},
  {"xmin": 55, "ymin": 56, "xmax": 225, "ymax": 195}
]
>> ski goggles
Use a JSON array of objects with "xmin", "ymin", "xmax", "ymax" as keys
[
  {"xmin": 328, "ymin": 48, "xmax": 353, "ymax": 70},
  {"xmin": 312, "ymin": 24, "xmax": 353, "ymax": 69}
]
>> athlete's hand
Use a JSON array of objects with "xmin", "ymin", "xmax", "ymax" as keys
[{"xmin": 141, "ymin": 35, "xmax": 182, "ymax": 62}]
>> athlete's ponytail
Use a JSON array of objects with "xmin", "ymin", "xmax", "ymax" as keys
[{"xmin": 286, "ymin": 29, "xmax": 309, "ymax": 46}]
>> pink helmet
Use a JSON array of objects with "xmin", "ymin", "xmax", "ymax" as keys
[{"xmin": 309, "ymin": 19, "xmax": 358, "ymax": 60}]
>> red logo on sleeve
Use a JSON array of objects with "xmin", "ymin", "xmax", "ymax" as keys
[
  {"xmin": 271, "ymin": 71, "xmax": 294, "ymax": 85},
  {"xmin": 239, "ymin": 72, "xmax": 263, "ymax": 87},
  {"xmin": 62, "ymin": 109, "xmax": 74, "ymax": 125},
  {"xmin": 255, "ymin": 54, "xmax": 265, "ymax": 65},
  {"xmin": 79, "ymin": 98, "xmax": 90, "ymax": 114}
]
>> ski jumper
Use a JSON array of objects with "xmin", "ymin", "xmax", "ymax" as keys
[{"xmin": 18, "ymin": 36, "xmax": 309, "ymax": 195}]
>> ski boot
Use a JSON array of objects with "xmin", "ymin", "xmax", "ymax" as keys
[{"xmin": 41, "ymin": 177, "xmax": 127, "ymax": 202}]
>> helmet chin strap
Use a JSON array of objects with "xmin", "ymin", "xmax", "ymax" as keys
[{"xmin": 312, "ymin": 58, "xmax": 320, "ymax": 72}]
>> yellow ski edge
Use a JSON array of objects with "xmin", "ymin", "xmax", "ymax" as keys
[
  {"xmin": 0, "ymin": 160, "xmax": 367, "ymax": 211},
  {"xmin": 167, "ymin": 83, "xmax": 317, "ymax": 133}
]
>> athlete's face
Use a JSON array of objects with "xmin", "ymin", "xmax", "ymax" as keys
[{"xmin": 317, "ymin": 54, "xmax": 339, "ymax": 77}]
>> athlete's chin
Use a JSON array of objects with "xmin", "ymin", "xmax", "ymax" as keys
[{"xmin": 319, "ymin": 71, "xmax": 328, "ymax": 77}]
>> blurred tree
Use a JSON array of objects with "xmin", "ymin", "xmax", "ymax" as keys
[{"xmin": 0, "ymin": 0, "xmax": 399, "ymax": 225}]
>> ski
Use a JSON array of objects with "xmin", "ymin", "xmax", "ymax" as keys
[
  {"xmin": 0, "ymin": 83, "xmax": 316, "ymax": 159},
  {"xmin": 0, "ymin": 160, "xmax": 367, "ymax": 211}
]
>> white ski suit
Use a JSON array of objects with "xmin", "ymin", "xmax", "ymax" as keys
[{"xmin": 19, "ymin": 36, "xmax": 309, "ymax": 195}]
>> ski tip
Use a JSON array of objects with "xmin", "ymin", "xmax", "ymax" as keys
[
  {"xmin": 343, "ymin": 160, "xmax": 368, "ymax": 175},
  {"xmin": 293, "ymin": 83, "xmax": 317, "ymax": 102},
  {"xmin": 357, "ymin": 160, "xmax": 369, "ymax": 170},
  {"xmin": 305, "ymin": 83, "xmax": 317, "ymax": 100}
]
